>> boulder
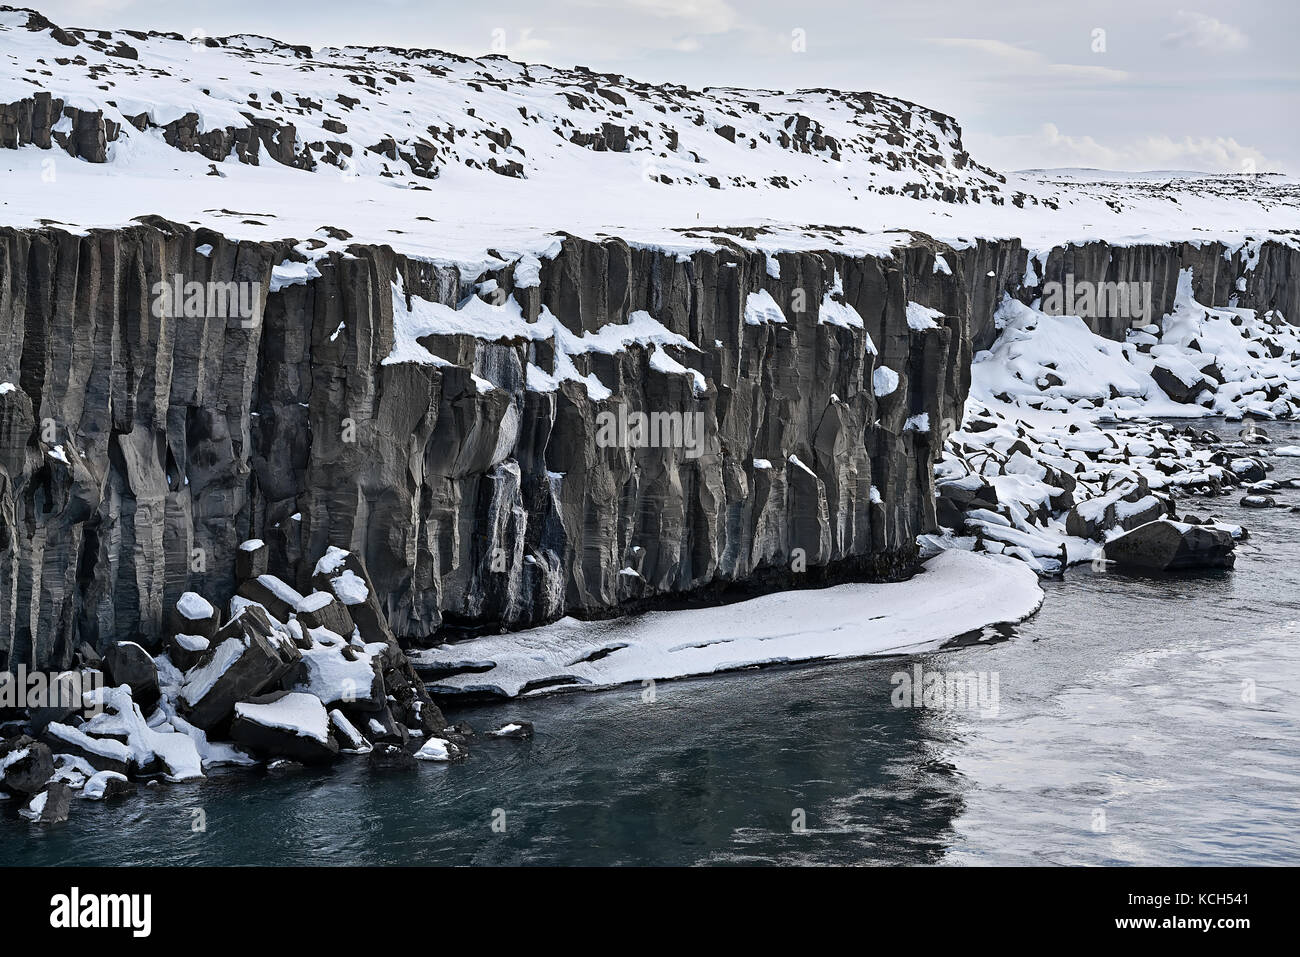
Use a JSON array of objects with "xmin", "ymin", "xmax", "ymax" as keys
[
  {"xmin": 488, "ymin": 721, "xmax": 534, "ymax": 739},
  {"xmin": 235, "ymin": 539, "xmax": 269, "ymax": 582},
  {"xmin": 20, "ymin": 781, "xmax": 72, "ymax": 823},
  {"xmin": 179, "ymin": 605, "xmax": 302, "ymax": 730},
  {"xmin": 295, "ymin": 591, "xmax": 355, "ymax": 637},
  {"xmin": 166, "ymin": 633, "xmax": 210, "ymax": 672},
  {"xmin": 230, "ymin": 691, "xmax": 339, "ymax": 764},
  {"xmin": 172, "ymin": 591, "xmax": 220, "ymax": 641},
  {"xmin": 328, "ymin": 708, "xmax": 371, "ymax": 753},
  {"xmin": 311, "ymin": 547, "xmax": 392, "ymax": 645},
  {"xmin": 413, "ymin": 736, "xmax": 467, "ymax": 762},
  {"xmin": 41, "ymin": 722, "xmax": 130, "ymax": 774},
  {"xmin": 104, "ymin": 641, "xmax": 160, "ymax": 709},
  {"xmin": 0, "ymin": 735, "xmax": 55, "ymax": 795},
  {"xmin": 1103, "ymin": 519, "xmax": 1235, "ymax": 571},
  {"xmin": 82, "ymin": 770, "xmax": 134, "ymax": 801},
  {"xmin": 236, "ymin": 574, "xmax": 305, "ymax": 623},
  {"xmin": 1151, "ymin": 356, "xmax": 1213, "ymax": 403},
  {"xmin": 1241, "ymin": 494, "xmax": 1276, "ymax": 508},
  {"xmin": 368, "ymin": 742, "xmax": 416, "ymax": 772}
]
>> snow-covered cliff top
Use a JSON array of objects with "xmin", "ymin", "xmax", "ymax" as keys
[{"xmin": 2, "ymin": 5, "xmax": 1298, "ymax": 267}]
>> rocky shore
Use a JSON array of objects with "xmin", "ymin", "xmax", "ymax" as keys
[{"xmin": 0, "ymin": 543, "xmax": 541, "ymax": 823}]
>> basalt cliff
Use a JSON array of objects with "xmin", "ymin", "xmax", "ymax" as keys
[{"xmin": 1, "ymin": 5, "xmax": 1298, "ymax": 671}]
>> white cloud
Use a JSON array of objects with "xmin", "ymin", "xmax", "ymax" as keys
[
  {"xmin": 927, "ymin": 37, "xmax": 1130, "ymax": 84},
  {"xmin": 571, "ymin": 0, "xmax": 740, "ymax": 36},
  {"xmin": 979, "ymin": 123, "xmax": 1278, "ymax": 174},
  {"xmin": 1162, "ymin": 11, "xmax": 1248, "ymax": 53}
]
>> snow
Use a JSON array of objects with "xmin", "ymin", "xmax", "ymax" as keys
[
  {"xmin": 1275, "ymin": 446, "xmax": 1300, "ymax": 457},
  {"xmin": 177, "ymin": 591, "xmax": 214, "ymax": 621},
  {"xmin": 906, "ymin": 301, "xmax": 942, "ymax": 331},
  {"xmin": 314, "ymin": 546, "xmax": 350, "ymax": 576},
  {"xmin": 44, "ymin": 723, "xmax": 132, "ymax": 764},
  {"xmin": 239, "ymin": 539, "xmax": 265, "ymax": 552},
  {"xmin": 257, "ymin": 574, "xmax": 305, "ymax": 608},
  {"xmin": 18, "ymin": 790, "xmax": 48, "ymax": 821},
  {"xmin": 329, "ymin": 569, "xmax": 369, "ymax": 606},
  {"xmin": 414, "ymin": 737, "xmax": 456, "ymax": 761},
  {"xmin": 873, "ymin": 366, "xmax": 900, "ymax": 397},
  {"xmin": 174, "ymin": 633, "xmax": 209, "ymax": 653},
  {"xmin": 296, "ymin": 591, "xmax": 335, "ymax": 613},
  {"xmin": 179, "ymin": 637, "xmax": 245, "ymax": 707},
  {"xmin": 414, "ymin": 550, "xmax": 1042, "ymax": 697},
  {"xmin": 80, "ymin": 685, "xmax": 204, "ymax": 781},
  {"xmin": 290, "ymin": 638, "xmax": 377, "ymax": 705},
  {"xmin": 233, "ymin": 692, "xmax": 331, "ymax": 744},
  {"xmin": 743, "ymin": 289, "xmax": 788, "ymax": 326},
  {"xmin": 82, "ymin": 771, "xmax": 129, "ymax": 800}
]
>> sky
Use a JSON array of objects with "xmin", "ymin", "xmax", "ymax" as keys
[{"xmin": 28, "ymin": 0, "xmax": 1300, "ymax": 174}]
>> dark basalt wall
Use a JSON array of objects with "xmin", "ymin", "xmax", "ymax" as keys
[{"xmin": 0, "ymin": 221, "xmax": 1294, "ymax": 670}]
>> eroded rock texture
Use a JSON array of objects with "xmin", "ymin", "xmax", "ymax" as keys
[{"xmin": 1, "ymin": 222, "xmax": 1294, "ymax": 670}]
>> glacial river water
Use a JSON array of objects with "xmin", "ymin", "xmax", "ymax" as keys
[{"xmin": 4, "ymin": 419, "xmax": 1299, "ymax": 866}]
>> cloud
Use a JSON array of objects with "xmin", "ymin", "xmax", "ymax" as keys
[
  {"xmin": 981, "ymin": 123, "xmax": 1279, "ymax": 174},
  {"xmin": 927, "ymin": 37, "xmax": 1130, "ymax": 84},
  {"xmin": 571, "ymin": 0, "xmax": 740, "ymax": 36},
  {"xmin": 1162, "ymin": 11, "xmax": 1248, "ymax": 53}
]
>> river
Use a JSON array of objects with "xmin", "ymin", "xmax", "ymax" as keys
[{"xmin": 4, "ymin": 419, "xmax": 1298, "ymax": 866}]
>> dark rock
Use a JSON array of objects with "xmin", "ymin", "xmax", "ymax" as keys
[
  {"xmin": 1241, "ymin": 494, "xmax": 1277, "ymax": 508},
  {"xmin": 236, "ymin": 574, "xmax": 304, "ymax": 622},
  {"xmin": 179, "ymin": 605, "xmax": 302, "ymax": 730},
  {"xmin": 230, "ymin": 691, "xmax": 339, "ymax": 764},
  {"xmin": 0, "ymin": 735, "xmax": 55, "ymax": 795},
  {"xmin": 166, "ymin": 632, "xmax": 210, "ymax": 672},
  {"xmin": 1103, "ymin": 519, "xmax": 1235, "ymax": 571},
  {"xmin": 104, "ymin": 641, "xmax": 160, "ymax": 709},
  {"xmin": 367, "ymin": 742, "xmax": 416, "ymax": 772},
  {"xmin": 24, "ymin": 781, "xmax": 72, "ymax": 823},
  {"xmin": 235, "ymin": 539, "xmax": 269, "ymax": 583},
  {"xmin": 489, "ymin": 720, "xmax": 533, "ymax": 739},
  {"xmin": 294, "ymin": 591, "xmax": 354, "ymax": 637},
  {"xmin": 1150, "ymin": 358, "xmax": 1212, "ymax": 403}
]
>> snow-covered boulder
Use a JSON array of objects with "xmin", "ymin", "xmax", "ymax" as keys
[
  {"xmin": 166, "ymin": 632, "xmax": 210, "ymax": 672},
  {"xmin": 413, "ymin": 736, "xmax": 466, "ymax": 762},
  {"xmin": 42, "ymin": 722, "xmax": 131, "ymax": 774},
  {"xmin": 179, "ymin": 604, "xmax": 301, "ymax": 730},
  {"xmin": 230, "ymin": 691, "xmax": 339, "ymax": 764},
  {"xmin": 1103, "ymin": 519, "xmax": 1235, "ymax": 572},
  {"xmin": 81, "ymin": 770, "xmax": 133, "ymax": 801},
  {"xmin": 172, "ymin": 591, "xmax": 220, "ymax": 640},
  {"xmin": 294, "ymin": 591, "xmax": 355, "ymax": 638},
  {"xmin": 20, "ymin": 781, "xmax": 72, "ymax": 823},
  {"xmin": 489, "ymin": 721, "xmax": 534, "ymax": 740}
]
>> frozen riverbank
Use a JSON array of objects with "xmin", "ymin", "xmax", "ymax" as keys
[{"xmin": 412, "ymin": 550, "xmax": 1044, "ymax": 698}]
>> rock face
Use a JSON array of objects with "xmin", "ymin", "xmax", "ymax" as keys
[
  {"xmin": 0, "ymin": 216, "xmax": 1295, "ymax": 670},
  {"xmin": 1103, "ymin": 519, "xmax": 1236, "ymax": 571},
  {"xmin": 0, "ymin": 222, "xmax": 977, "ymax": 669}
]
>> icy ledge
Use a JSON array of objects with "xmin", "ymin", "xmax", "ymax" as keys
[{"xmin": 414, "ymin": 551, "xmax": 1043, "ymax": 698}]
